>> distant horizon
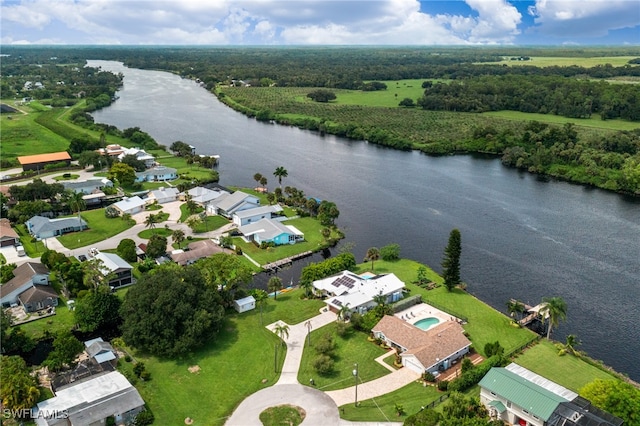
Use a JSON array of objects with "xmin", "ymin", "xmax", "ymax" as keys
[
  {"xmin": 2, "ymin": 1, "xmax": 638, "ymax": 46},
  {"xmin": 1, "ymin": 44, "xmax": 638, "ymax": 49}
]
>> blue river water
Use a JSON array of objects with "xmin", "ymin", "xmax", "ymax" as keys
[{"xmin": 89, "ymin": 60, "xmax": 640, "ymax": 381}]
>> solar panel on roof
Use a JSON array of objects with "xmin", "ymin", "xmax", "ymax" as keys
[{"xmin": 332, "ymin": 299, "xmax": 342, "ymax": 306}]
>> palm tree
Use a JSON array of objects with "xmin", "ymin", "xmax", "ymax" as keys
[
  {"xmin": 506, "ymin": 299, "xmax": 525, "ymax": 322},
  {"xmin": 273, "ymin": 323, "xmax": 290, "ymax": 373},
  {"xmin": 540, "ymin": 296, "xmax": 567, "ymax": 339},
  {"xmin": 268, "ymin": 276, "xmax": 283, "ymax": 300},
  {"xmin": 273, "ymin": 166, "xmax": 288, "ymax": 188},
  {"xmin": 253, "ymin": 173, "xmax": 263, "ymax": 188},
  {"xmin": 300, "ymin": 279, "xmax": 313, "ymax": 298},
  {"xmin": 172, "ymin": 229, "xmax": 185, "ymax": 249},
  {"xmin": 337, "ymin": 304, "xmax": 351, "ymax": 322},
  {"xmin": 144, "ymin": 214, "xmax": 158, "ymax": 234},
  {"xmin": 564, "ymin": 334, "xmax": 580, "ymax": 355},
  {"xmin": 65, "ymin": 190, "xmax": 86, "ymax": 224},
  {"xmin": 259, "ymin": 176, "xmax": 268, "ymax": 190},
  {"xmin": 365, "ymin": 247, "xmax": 380, "ymax": 273},
  {"xmin": 251, "ymin": 289, "xmax": 269, "ymax": 325}
]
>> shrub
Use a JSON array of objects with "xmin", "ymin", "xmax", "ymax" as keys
[
  {"xmin": 134, "ymin": 410, "xmax": 155, "ymax": 426},
  {"xmin": 124, "ymin": 355, "xmax": 132, "ymax": 362},
  {"xmin": 350, "ymin": 312, "xmax": 364, "ymax": 330},
  {"xmin": 336, "ymin": 321, "xmax": 349, "ymax": 337},
  {"xmin": 105, "ymin": 206, "xmax": 120, "ymax": 218},
  {"xmin": 437, "ymin": 380, "xmax": 449, "ymax": 391},
  {"xmin": 133, "ymin": 361, "xmax": 146, "ymax": 378},
  {"xmin": 314, "ymin": 333, "xmax": 335, "ymax": 355},
  {"xmin": 448, "ymin": 355, "xmax": 503, "ymax": 392},
  {"xmin": 423, "ymin": 371, "xmax": 436, "ymax": 382},
  {"xmin": 461, "ymin": 357, "xmax": 474, "ymax": 374},
  {"xmin": 484, "ymin": 341, "xmax": 504, "ymax": 357},
  {"xmin": 312, "ymin": 354, "xmax": 335, "ymax": 375},
  {"xmin": 380, "ymin": 243, "xmax": 401, "ymax": 261},
  {"xmin": 140, "ymin": 370, "xmax": 151, "ymax": 381}
]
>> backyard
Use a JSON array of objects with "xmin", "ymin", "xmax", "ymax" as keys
[{"xmin": 57, "ymin": 208, "xmax": 136, "ymax": 249}]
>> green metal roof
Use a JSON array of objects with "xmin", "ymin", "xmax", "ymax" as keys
[
  {"xmin": 488, "ymin": 400, "xmax": 506, "ymax": 414},
  {"xmin": 479, "ymin": 368, "xmax": 568, "ymax": 421}
]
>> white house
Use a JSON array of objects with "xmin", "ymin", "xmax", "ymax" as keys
[
  {"xmin": 146, "ymin": 187, "xmax": 179, "ymax": 204},
  {"xmin": 209, "ymin": 191, "xmax": 260, "ymax": 217},
  {"xmin": 233, "ymin": 204, "xmax": 283, "ymax": 226},
  {"xmin": 62, "ymin": 178, "xmax": 113, "ymax": 195},
  {"xmin": 135, "ymin": 166, "xmax": 177, "ymax": 183},
  {"xmin": 372, "ymin": 316, "xmax": 471, "ymax": 375},
  {"xmin": 478, "ymin": 363, "xmax": 623, "ymax": 426},
  {"xmin": 94, "ymin": 252, "xmax": 134, "ymax": 289},
  {"xmin": 34, "ymin": 371, "xmax": 145, "ymax": 426},
  {"xmin": 181, "ymin": 186, "xmax": 228, "ymax": 206},
  {"xmin": 111, "ymin": 196, "xmax": 146, "ymax": 215},
  {"xmin": 233, "ymin": 295, "xmax": 256, "ymax": 313},
  {"xmin": 312, "ymin": 271, "xmax": 405, "ymax": 315},
  {"xmin": 118, "ymin": 147, "xmax": 156, "ymax": 168},
  {"xmin": 238, "ymin": 218, "xmax": 304, "ymax": 246}
]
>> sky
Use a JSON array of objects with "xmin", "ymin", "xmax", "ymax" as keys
[{"xmin": 0, "ymin": 0, "xmax": 638, "ymax": 46}]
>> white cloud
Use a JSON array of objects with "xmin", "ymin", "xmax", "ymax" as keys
[
  {"xmin": 528, "ymin": 0, "xmax": 640, "ymax": 37},
  {"xmin": 465, "ymin": 0, "xmax": 521, "ymax": 42}
]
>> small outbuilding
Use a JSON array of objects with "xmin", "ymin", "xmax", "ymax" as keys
[{"xmin": 233, "ymin": 295, "xmax": 256, "ymax": 313}]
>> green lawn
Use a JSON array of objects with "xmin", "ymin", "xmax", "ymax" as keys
[
  {"xmin": 514, "ymin": 340, "xmax": 619, "ymax": 392},
  {"xmin": 15, "ymin": 224, "xmax": 47, "ymax": 257},
  {"xmin": 138, "ymin": 228, "xmax": 173, "ymax": 239},
  {"xmin": 191, "ymin": 215, "xmax": 230, "ymax": 234},
  {"xmin": 353, "ymin": 259, "xmax": 538, "ymax": 356},
  {"xmin": 489, "ymin": 56, "xmax": 639, "ymax": 68},
  {"xmin": 128, "ymin": 289, "xmax": 324, "ymax": 426},
  {"xmin": 233, "ymin": 217, "xmax": 339, "ymax": 266},
  {"xmin": 18, "ymin": 299, "xmax": 76, "ymax": 340},
  {"xmin": 339, "ymin": 381, "xmax": 443, "ymax": 422},
  {"xmin": 297, "ymin": 322, "xmax": 390, "ymax": 391},
  {"xmin": 57, "ymin": 209, "xmax": 136, "ymax": 249},
  {"xmin": 0, "ymin": 101, "xmax": 70, "ymax": 163},
  {"xmin": 483, "ymin": 111, "xmax": 640, "ymax": 132},
  {"xmin": 179, "ymin": 204, "xmax": 204, "ymax": 222},
  {"xmin": 335, "ymin": 79, "xmax": 431, "ymax": 108},
  {"xmin": 152, "ymin": 154, "xmax": 219, "ymax": 182}
]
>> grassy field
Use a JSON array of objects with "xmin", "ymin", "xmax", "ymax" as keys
[
  {"xmin": 17, "ymin": 298, "xmax": 76, "ymax": 339},
  {"xmin": 128, "ymin": 289, "xmax": 324, "ymax": 426},
  {"xmin": 296, "ymin": 322, "xmax": 390, "ymax": 391},
  {"xmin": 233, "ymin": 217, "xmax": 340, "ymax": 265},
  {"xmin": 0, "ymin": 101, "xmax": 70, "ymax": 162},
  {"xmin": 491, "ymin": 56, "xmax": 639, "ymax": 68},
  {"xmin": 15, "ymin": 224, "xmax": 47, "ymax": 257},
  {"xmin": 57, "ymin": 209, "xmax": 136, "ymax": 249},
  {"xmin": 513, "ymin": 340, "xmax": 619, "ymax": 392},
  {"xmin": 339, "ymin": 381, "xmax": 442, "ymax": 422},
  {"xmin": 335, "ymin": 79, "xmax": 431, "ymax": 108},
  {"xmin": 191, "ymin": 215, "xmax": 229, "ymax": 234},
  {"xmin": 484, "ymin": 111, "xmax": 640, "ymax": 132}
]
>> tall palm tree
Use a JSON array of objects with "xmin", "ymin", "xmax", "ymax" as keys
[
  {"xmin": 540, "ymin": 296, "xmax": 567, "ymax": 339},
  {"xmin": 337, "ymin": 304, "xmax": 351, "ymax": 322},
  {"xmin": 253, "ymin": 173, "xmax": 263, "ymax": 187},
  {"xmin": 172, "ymin": 229, "xmax": 185, "ymax": 249},
  {"xmin": 259, "ymin": 176, "xmax": 268, "ymax": 190},
  {"xmin": 268, "ymin": 276, "xmax": 283, "ymax": 300},
  {"xmin": 273, "ymin": 323, "xmax": 290, "ymax": 373},
  {"xmin": 273, "ymin": 166, "xmax": 288, "ymax": 189},
  {"xmin": 506, "ymin": 299, "xmax": 525, "ymax": 321},
  {"xmin": 65, "ymin": 190, "xmax": 86, "ymax": 224},
  {"xmin": 365, "ymin": 247, "xmax": 380, "ymax": 273},
  {"xmin": 251, "ymin": 289, "xmax": 268, "ymax": 325},
  {"xmin": 144, "ymin": 214, "xmax": 158, "ymax": 234},
  {"xmin": 564, "ymin": 334, "xmax": 580, "ymax": 355}
]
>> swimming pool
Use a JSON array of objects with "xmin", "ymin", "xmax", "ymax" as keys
[{"xmin": 414, "ymin": 317, "xmax": 441, "ymax": 330}]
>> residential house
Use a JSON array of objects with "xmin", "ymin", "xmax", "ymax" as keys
[
  {"xmin": 118, "ymin": 147, "xmax": 156, "ymax": 168},
  {"xmin": 84, "ymin": 337, "xmax": 117, "ymax": 366},
  {"xmin": 26, "ymin": 216, "xmax": 88, "ymax": 240},
  {"xmin": 234, "ymin": 295, "xmax": 256, "ymax": 313},
  {"xmin": 0, "ymin": 262, "xmax": 52, "ymax": 308},
  {"xmin": 62, "ymin": 178, "xmax": 113, "ymax": 195},
  {"xmin": 313, "ymin": 271, "xmax": 406, "ymax": 315},
  {"xmin": 169, "ymin": 239, "xmax": 223, "ymax": 266},
  {"xmin": 0, "ymin": 218, "xmax": 19, "ymax": 247},
  {"xmin": 34, "ymin": 371, "xmax": 146, "ymax": 426},
  {"xmin": 17, "ymin": 151, "xmax": 71, "ymax": 172},
  {"xmin": 233, "ymin": 204, "xmax": 283, "ymax": 226},
  {"xmin": 180, "ymin": 186, "xmax": 228, "ymax": 207},
  {"xmin": 208, "ymin": 190, "xmax": 260, "ymax": 218},
  {"xmin": 18, "ymin": 285, "xmax": 58, "ymax": 313},
  {"xmin": 93, "ymin": 252, "xmax": 134, "ymax": 289},
  {"xmin": 146, "ymin": 187, "xmax": 179, "ymax": 204},
  {"xmin": 135, "ymin": 165, "xmax": 177, "ymax": 182},
  {"xmin": 111, "ymin": 196, "xmax": 146, "ymax": 215},
  {"xmin": 372, "ymin": 316, "xmax": 471, "ymax": 375},
  {"xmin": 479, "ymin": 363, "xmax": 623, "ymax": 426},
  {"xmin": 239, "ymin": 218, "xmax": 304, "ymax": 246},
  {"xmin": 97, "ymin": 144, "xmax": 125, "ymax": 157}
]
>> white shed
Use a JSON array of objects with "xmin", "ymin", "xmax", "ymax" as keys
[{"xmin": 233, "ymin": 295, "xmax": 256, "ymax": 313}]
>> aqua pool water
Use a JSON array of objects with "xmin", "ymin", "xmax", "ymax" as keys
[{"xmin": 414, "ymin": 317, "xmax": 440, "ymax": 330}]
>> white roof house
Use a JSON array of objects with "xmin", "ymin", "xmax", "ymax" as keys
[
  {"xmin": 118, "ymin": 147, "xmax": 156, "ymax": 168},
  {"xmin": 239, "ymin": 218, "xmax": 303, "ymax": 246},
  {"xmin": 313, "ymin": 271, "xmax": 406, "ymax": 314},
  {"xmin": 112, "ymin": 196, "xmax": 146, "ymax": 215},
  {"xmin": 146, "ymin": 187, "xmax": 179, "ymax": 204},
  {"xmin": 209, "ymin": 191, "xmax": 260, "ymax": 217},
  {"xmin": 181, "ymin": 186, "xmax": 229, "ymax": 206},
  {"xmin": 34, "ymin": 371, "xmax": 145, "ymax": 426},
  {"xmin": 233, "ymin": 204, "xmax": 283, "ymax": 226}
]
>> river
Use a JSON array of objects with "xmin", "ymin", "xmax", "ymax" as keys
[{"xmin": 88, "ymin": 60, "xmax": 640, "ymax": 381}]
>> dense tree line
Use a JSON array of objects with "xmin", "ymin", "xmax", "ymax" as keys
[{"xmin": 417, "ymin": 75, "xmax": 640, "ymax": 121}]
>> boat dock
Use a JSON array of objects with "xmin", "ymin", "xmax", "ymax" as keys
[{"xmin": 263, "ymin": 251, "xmax": 313, "ymax": 271}]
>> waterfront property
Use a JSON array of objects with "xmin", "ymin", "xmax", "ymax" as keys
[
  {"xmin": 238, "ymin": 218, "xmax": 304, "ymax": 246},
  {"xmin": 26, "ymin": 215, "xmax": 88, "ymax": 240},
  {"xmin": 118, "ymin": 147, "xmax": 156, "ymax": 168},
  {"xmin": 479, "ymin": 363, "xmax": 623, "ymax": 426},
  {"xmin": 312, "ymin": 270, "xmax": 405, "ymax": 315},
  {"xmin": 17, "ymin": 151, "xmax": 71, "ymax": 172},
  {"xmin": 34, "ymin": 371, "xmax": 146, "ymax": 426},
  {"xmin": 169, "ymin": 239, "xmax": 225, "ymax": 266},
  {"xmin": 232, "ymin": 204, "xmax": 283, "ymax": 226},
  {"xmin": 145, "ymin": 187, "xmax": 180, "ymax": 204},
  {"xmin": 372, "ymin": 315, "xmax": 471, "ymax": 375},
  {"xmin": 180, "ymin": 186, "xmax": 228, "ymax": 206},
  {"xmin": 135, "ymin": 165, "xmax": 177, "ymax": 182},
  {"xmin": 208, "ymin": 190, "xmax": 260, "ymax": 217}
]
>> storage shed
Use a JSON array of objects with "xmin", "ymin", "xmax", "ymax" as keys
[{"xmin": 233, "ymin": 295, "xmax": 256, "ymax": 313}]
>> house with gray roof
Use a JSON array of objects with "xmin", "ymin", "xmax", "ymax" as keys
[
  {"xmin": 233, "ymin": 204, "xmax": 283, "ymax": 226},
  {"xmin": 34, "ymin": 371, "xmax": 145, "ymax": 426},
  {"xmin": 62, "ymin": 178, "xmax": 113, "ymax": 195},
  {"xmin": 239, "ymin": 218, "xmax": 303, "ymax": 246},
  {"xmin": 93, "ymin": 252, "xmax": 134, "ymax": 289},
  {"xmin": 111, "ymin": 196, "xmax": 146, "ymax": 215},
  {"xmin": 84, "ymin": 337, "xmax": 117, "ymax": 366},
  {"xmin": 26, "ymin": 216, "xmax": 87, "ymax": 240},
  {"xmin": 181, "ymin": 186, "xmax": 228, "ymax": 206},
  {"xmin": 479, "ymin": 363, "xmax": 623, "ymax": 426},
  {"xmin": 209, "ymin": 190, "xmax": 260, "ymax": 218},
  {"xmin": 146, "ymin": 186, "xmax": 179, "ymax": 204},
  {"xmin": 18, "ymin": 285, "xmax": 58, "ymax": 313},
  {"xmin": 0, "ymin": 262, "xmax": 53, "ymax": 310},
  {"xmin": 118, "ymin": 147, "xmax": 156, "ymax": 168}
]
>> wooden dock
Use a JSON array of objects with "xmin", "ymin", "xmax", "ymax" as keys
[{"xmin": 263, "ymin": 251, "xmax": 313, "ymax": 271}]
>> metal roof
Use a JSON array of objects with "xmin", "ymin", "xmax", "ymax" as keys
[
  {"xmin": 17, "ymin": 151, "xmax": 71, "ymax": 165},
  {"xmin": 505, "ymin": 363, "xmax": 578, "ymax": 401},
  {"xmin": 479, "ymin": 368, "xmax": 568, "ymax": 421}
]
